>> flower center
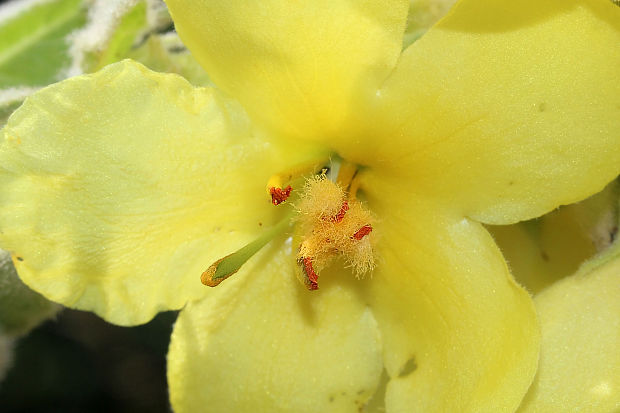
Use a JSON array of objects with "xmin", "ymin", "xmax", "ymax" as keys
[
  {"xmin": 201, "ymin": 158, "xmax": 375, "ymax": 290},
  {"xmin": 293, "ymin": 174, "xmax": 375, "ymax": 290}
]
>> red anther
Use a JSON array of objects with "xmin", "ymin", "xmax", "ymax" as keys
[
  {"xmin": 303, "ymin": 257, "xmax": 319, "ymax": 290},
  {"xmin": 269, "ymin": 185, "xmax": 292, "ymax": 205},
  {"xmin": 353, "ymin": 224, "xmax": 373, "ymax": 240},
  {"xmin": 330, "ymin": 201, "xmax": 349, "ymax": 223}
]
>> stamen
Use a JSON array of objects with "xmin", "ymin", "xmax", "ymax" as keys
[
  {"xmin": 266, "ymin": 158, "xmax": 328, "ymax": 205},
  {"xmin": 201, "ymin": 209, "xmax": 296, "ymax": 287},
  {"xmin": 269, "ymin": 185, "xmax": 291, "ymax": 205},
  {"xmin": 298, "ymin": 256, "xmax": 319, "ymax": 290},
  {"xmin": 335, "ymin": 160, "xmax": 358, "ymax": 190},
  {"xmin": 353, "ymin": 224, "xmax": 373, "ymax": 240},
  {"xmin": 294, "ymin": 173, "xmax": 376, "ymax": 290},
  {"xmin": 348, "ymin": 172, "xmax": 363, "ymax": 200}
]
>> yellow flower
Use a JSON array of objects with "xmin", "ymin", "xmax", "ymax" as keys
[{"xmin": 0, "ymin": 0, "xmax": 619, "ymax": 411}]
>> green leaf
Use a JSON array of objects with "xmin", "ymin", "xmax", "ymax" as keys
[
  {"xmin": 126, "ymin": 34, "xmax": 211, "ymax": 86},
  {"xmin": 84, "ymin": 1, "xmax": 210, "ymax": 86},
  {"xmin": 0, "ymin": 0, "xmax": 87, "ymax": 88},
  {"xmin": 85, "ymin": 1, "xmax": 148, "ymax": 71}
]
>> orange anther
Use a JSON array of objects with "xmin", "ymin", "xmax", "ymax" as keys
[
  {"xmin": 269, "ymin": 185, "xmax": 292, "ymax": 205},
  {"xmin": 303, "ymin": 257, "xmax": 319, "ymax": 290},
  {"xmin": 353, "ymin": 225, "xmax": 373, "ymax": 240}
]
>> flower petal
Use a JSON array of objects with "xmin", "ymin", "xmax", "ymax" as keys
[
  {"xmin": 518, "ymin": 248, "xmax": 620, "ymax": 412},
  {"xmin": 165, "ymin": 0, "xmax": 408, "ymax": 141},
  {"xmin": 168, "ymin": 244, "xmax": 384, "ymax": 413},
  {"xmin": 0, "ymin": 60, "xmax": 326, "ymax": 326},
  {"xmin": 489, "ymin": 206, "xmax": 596, "ymax": 294},
  {"xmin": 361, "ymin": 173, "xmax": 539, "ymax": 412},
  {"xmin": 490, "ymin": 180, "xmax": 619, "ymax": 294},
  {"xmin": 346, "ymin": 0, "xmax": 620, "ymax": 225}
]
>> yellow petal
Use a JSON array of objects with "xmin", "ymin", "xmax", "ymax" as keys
[
  {"xmin": 489, "ymin": 206, "xmax": 596, "ymax": 294},
  {"xmin": 0, "ymin": 60, "xmax": 326, "ymax": 326},
  {"xmin": 518, "ymin": 247, "xmax": 620, "ymax": 412},
  {"xmin": 360, "ymin": 172, "xmax": 539, "ymax": 412},
  {"xmin": 344, "ymin": 0, "xmax": 620, "ymax": 225},
  {"xmin": 490, "ymin": 180, "xmax": 618, "ymax": 294},
  {"xmin": 164, "ymin": 0, "xmax": 408, "ymax": 141},
  {"xmin": 167, "ymin": 244, "xmax": 384, "ymax": 413}
]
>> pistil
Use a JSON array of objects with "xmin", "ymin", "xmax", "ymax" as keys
[{"xmin": 201, "ymin": 208, "xmax": 296, "ymax": 287}]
